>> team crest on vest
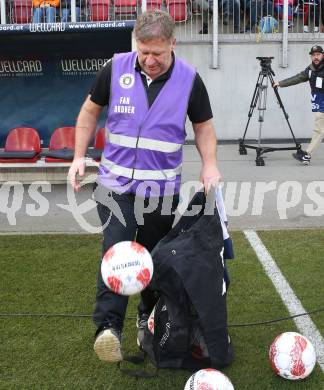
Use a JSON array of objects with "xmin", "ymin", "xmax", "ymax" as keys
[{"xmin": 119, "ymin": 73, "xmax": 135, "ymax": 89}]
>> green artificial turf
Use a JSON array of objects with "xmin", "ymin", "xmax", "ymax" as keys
[
  {"xmin": 258, "ymin": 229, "xmax": 324, "ymax": 345},
  {"xmin": 0, "ymin": 232, "xmax": 323, "ymax": 389}
]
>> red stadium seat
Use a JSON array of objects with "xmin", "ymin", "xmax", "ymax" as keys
[
  {"xmin": 87, "ymin": 127, "xmax": 106, "ymax": 161},
  {"xmin": 13, "ymin": 0, "xmax": 33, "ymax": 24},
  {"xmin": 114, "ymin": 0, "xmax": 137, "ymax": 17},
  {"xmin": 42, "ymin": 126, "xmax": 75, "ymax": 162},
  {"xmin": 0, "ymin": 127, "xmax": 41, "ymax": 163},
  {"xmin": 147, "ymin": 0, "xmax": 163, "ymax": 11},
  {"xmin": 140, "ymin": 0, "xmax": 163, "ymax": 11},
  {"xmin": 166, "ymin": 0, "xmax": 188, "ymax": 22},
  {"xmin": 88, "ymin": 0, "xmax": 110, "ymax": 21}
]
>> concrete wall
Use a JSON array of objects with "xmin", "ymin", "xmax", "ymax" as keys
[{"xmin": 176, "ymin": 41, "xmax": 319, "ymax": 141}]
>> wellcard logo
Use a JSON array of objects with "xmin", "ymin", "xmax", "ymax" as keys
[
  {"xmin": 29, "ymin": 23, "xmax": 66, "ymax": 33},
  {"xmin": 60, "ymin": 58, "xmax": 109, "ymax": 76},
  {"xmin": 0, "ymin": 60, "xmax": 43, "ymax": 78}
]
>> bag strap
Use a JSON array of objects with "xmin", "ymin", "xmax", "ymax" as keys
[{"xmin": 117, "ymin": 351, "xmax": 158, "ymax": 378}]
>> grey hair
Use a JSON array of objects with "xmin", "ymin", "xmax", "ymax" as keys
[{"xmin": 134, "ymin": 10, "xmax": 175, "ymax": 42}]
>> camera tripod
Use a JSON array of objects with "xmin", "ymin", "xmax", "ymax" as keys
[{"xmin": 239, "ymin": 57, "xmax": 301, "ymax": 166}]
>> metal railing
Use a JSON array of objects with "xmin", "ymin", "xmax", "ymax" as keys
[
  {"xmin": 0, "ymin": 0, "xmax": 322, "ymax": 66},
  {"xmin": 2, "ymin": 0, "xmax": 323, "ymax": 27}
]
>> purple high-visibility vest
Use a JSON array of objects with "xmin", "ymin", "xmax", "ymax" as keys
[{"xmin": 97, "ymin": 51, "xmax": 196, "ymax": 197}]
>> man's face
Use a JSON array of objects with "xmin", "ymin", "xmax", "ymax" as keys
[
  {"xmin": 311, "ymin": 52, "xmax": 324, "ymax": 65},
  {"xmin": 136, "ymin": 38, "xmax": 176, "ymax": 80}
]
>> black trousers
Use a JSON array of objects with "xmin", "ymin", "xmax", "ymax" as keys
[{"xmin": 93, "ymin": 188, "xmax": 178, "ymax": 331}]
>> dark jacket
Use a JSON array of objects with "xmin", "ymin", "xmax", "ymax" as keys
[
  {"xmin": 279, "ymin": 61, "xmax": 324, "ymax": 93},
  {"xmin": 148, "ymin": 191, "xmax": 232, "ymax": 369}
]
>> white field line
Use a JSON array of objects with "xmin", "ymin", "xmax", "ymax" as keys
[{"xmin": 244, "ymin": 229, "xmax": 324, "ymax": 373}]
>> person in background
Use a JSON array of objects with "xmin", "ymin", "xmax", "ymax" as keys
[
  {"xmin": 244, "ymin": 0, "xmax": 274, "ymax": 32},
  {"xmin": 299, "ymin": 0, "xmax": 320, "ymax": 33},
  {"xmin": 274, "ymin": 45, "xmax": 324, "ymax": 165},
  {"xmin": 220, "ymin": 0, "xmax": 241, "ymax": 33},
  {"xmin": 192, "ymin": 0, "xmax": 212, "ymax": 34},
  {"xmin": 194, "ymin": 0, "xmax": 241, "ymax": 34},
  {"xmin": 33, "ymin": 0, "xmax": 60, "ymax": 23},
  {"xmin": 274, "ymin": 0, "xmax": 294, "ymax": 27},
  {"xmin": 61, "ymin": 0, "xmax": 81, "ymax": 22}
]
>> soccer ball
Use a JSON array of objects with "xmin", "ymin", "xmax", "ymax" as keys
[
  {"xmin": 184, "ymin": 369, "xmax": 234, "ymax": 390},
  {"xmin": 101, "ymin": 241, "xmax": 153, "ymax": 296},
  {"xmin": 269, "ymin": 332, "xmax": 316, "ymax": 380}
]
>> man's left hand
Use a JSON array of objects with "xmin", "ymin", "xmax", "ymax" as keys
[{"xmin": 200, "ymin": 163, "xmax": 222, "ymax": 194}]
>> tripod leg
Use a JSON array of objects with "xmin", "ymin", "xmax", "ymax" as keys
[
  {"xmin": 241, "ymin": 73, "xmax": 263, "ymax": 143},
  {"xmin": 269, "ymin": 73, "xmax": 300, "ymax": 148},
  {"xmin": 239, "ymin": 139, "xmax": 247, "ymax": 155},
  {"xmin": 255, "ymin": 148, "xmax": 265, "ymax": 166},
  {"xmin": 257, "ymin": 75, "xmax": 268, "ymax": 147}
]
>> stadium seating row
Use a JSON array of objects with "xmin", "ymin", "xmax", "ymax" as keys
[
  {"xmin": 0, "ymin": 126, "xmax": 105, "ymax": 163},
  {"xmin": 10, "ymin": 0, "xmax": 188, "ymax": 24}
]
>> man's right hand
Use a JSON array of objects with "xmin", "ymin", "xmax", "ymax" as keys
[
  {"xmin": 68, "ymin": 157, "xmax": 86, "ymax": 192},
  {"xmin": 273, "ymin": 81, "xmax": 280, "ymax": 88}
]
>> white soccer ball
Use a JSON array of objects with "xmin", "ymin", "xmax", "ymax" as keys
[
  {"xmin": 184, "ymin": 369, "xmax": 234, "ymax": 390},
  {"xmin": 269, "ymin": 332, "xmax": 316, "ymax": 380},
  {"xmin": 101, "ymin": 241, "xmax": 153, "ymax": 296}
]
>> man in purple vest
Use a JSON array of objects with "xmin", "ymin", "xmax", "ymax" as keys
[{"xmin": 69, "ymin": 10, "xmax": 221, "ymax": 363}]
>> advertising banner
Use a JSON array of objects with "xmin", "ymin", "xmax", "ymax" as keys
[{"xmin": 0, "ymin": 22, "xmax": 133, "ymax": 146}]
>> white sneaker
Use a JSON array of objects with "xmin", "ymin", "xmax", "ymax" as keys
[
  {"xmin": 314, "ymin": 27, "xmax": 319, "ymax": 33},
  {"xmin": 94, "ymin": 328, "xmax": 122, "ymax": 362},
  {"xmin": 303, "ymin": 25, "xmax": 309, "ymax": 33}
]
